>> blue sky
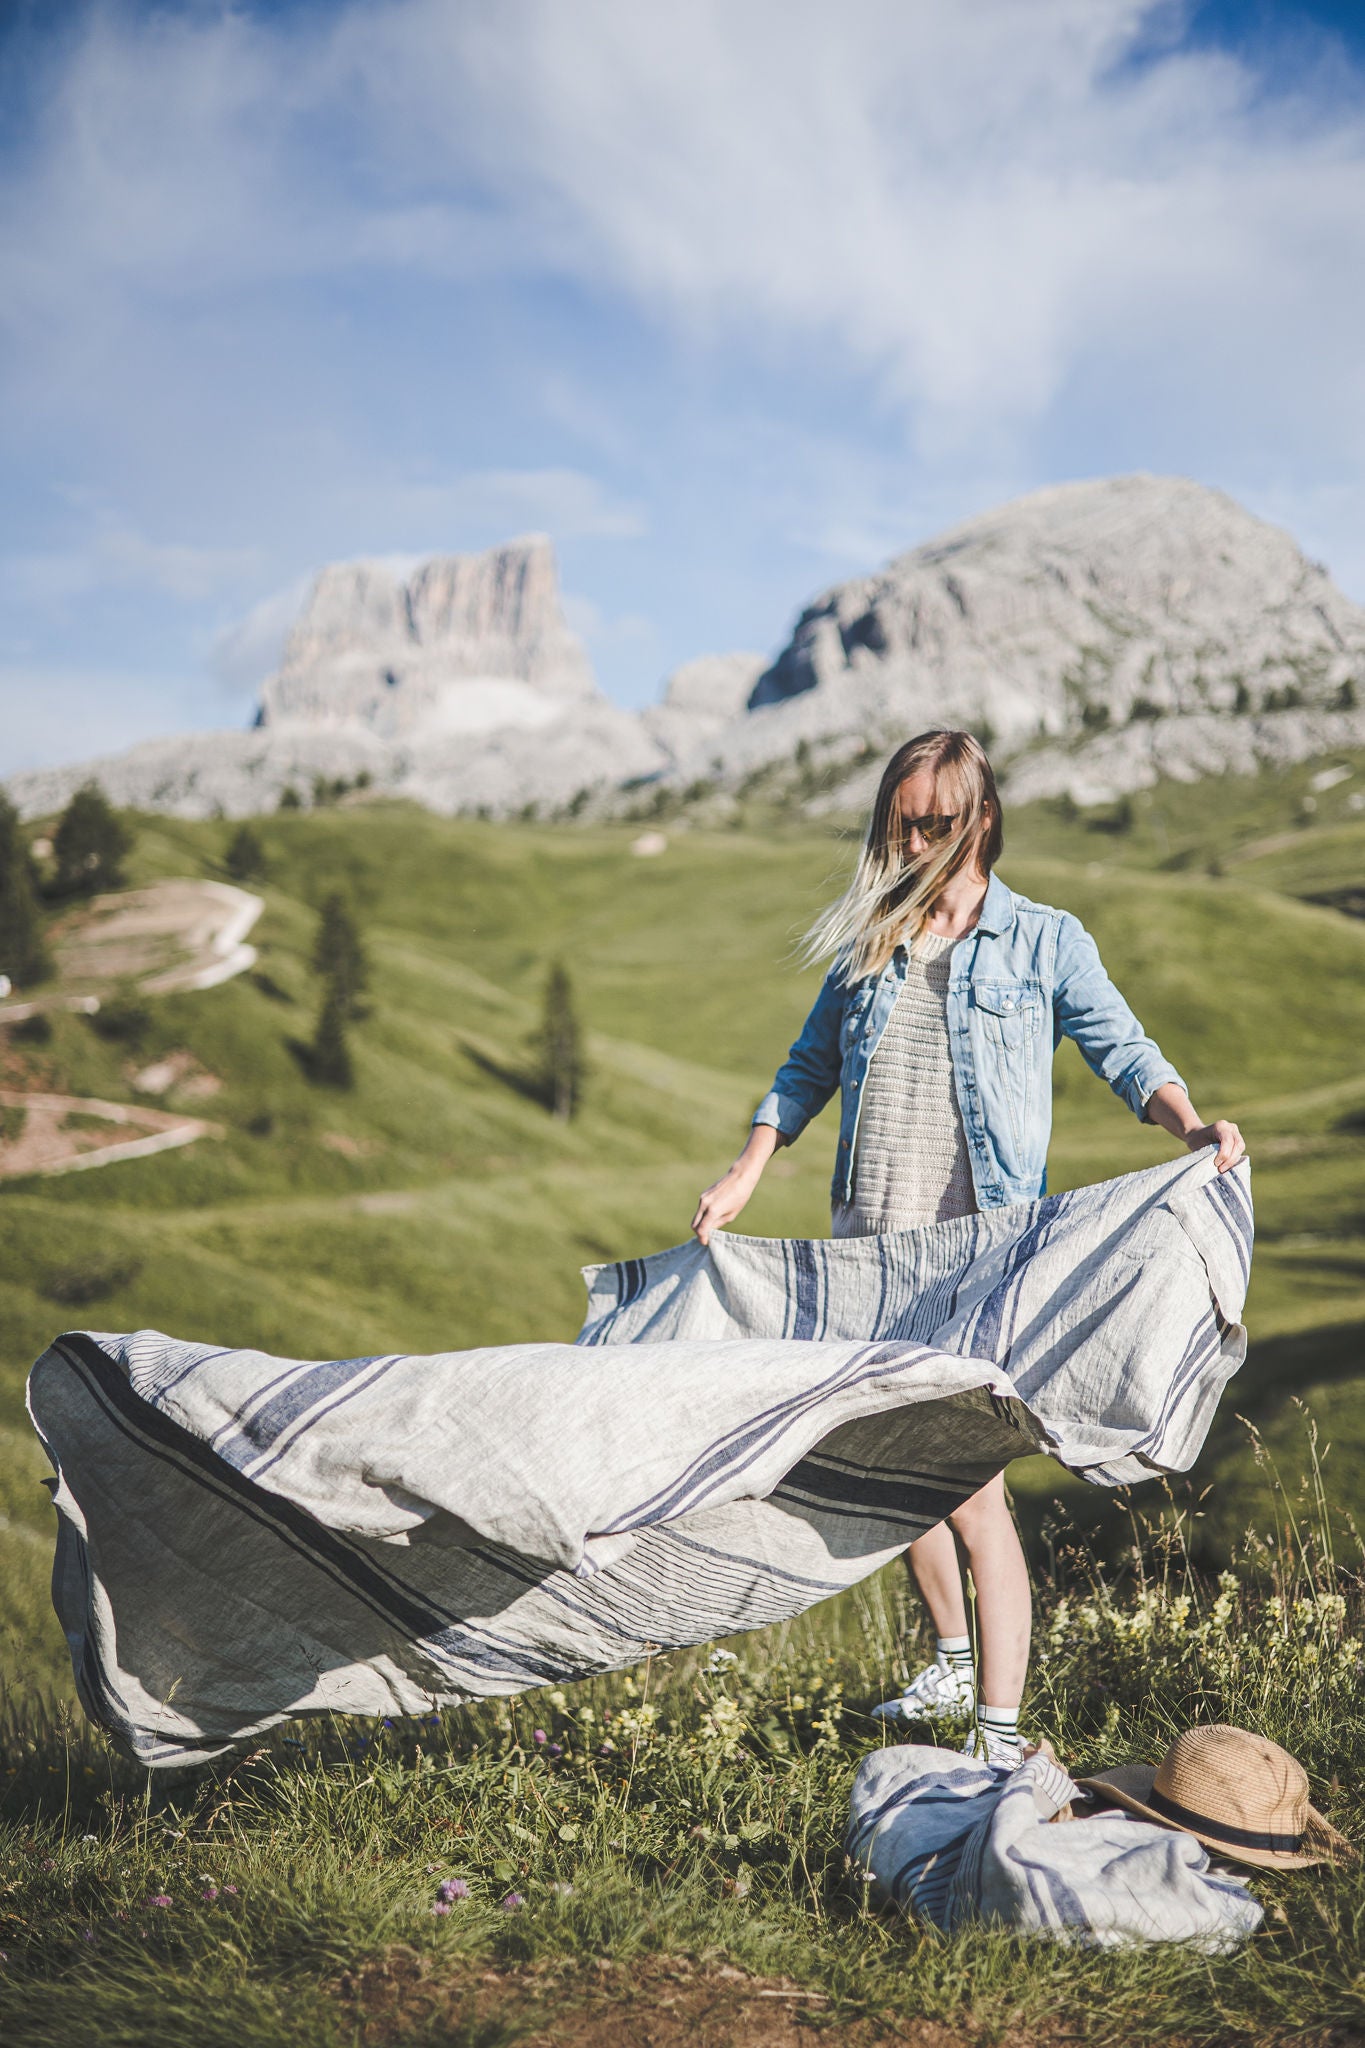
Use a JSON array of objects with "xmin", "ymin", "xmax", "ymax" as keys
[{"xmin": 3, "ymin": 0, "xmax": 1365, "ymax": 773}]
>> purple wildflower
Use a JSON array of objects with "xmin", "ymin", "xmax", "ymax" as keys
[
  {"xmin": 546, "ymin": 1742, "xmax": 564, "ymax": 1758},
  {"xmin": 147, "ymin": 1894, "xmax": 172, "ymax": 1909},
  {"xmin": 223, "ymin": 1885, "xmax": 239, "ymax": 1896},
  {"xmin": 533, "ymin": 1728, "xmax": 547, "ymax": 1746},
  {"xmin": 430, "ymin": 1901, "xmax": 451, "ymax": 1918},
  {"xmin": 500, "ymin": 1892, "xmax": 525, "ymax": 1913},
  {"xmin": 81, "ymin": 1928, "xmax": 97, "ymax": 1945},
  {"xmin": 201, "ymin": 1886, "xmax": 219, "ymax": 1903},
  {"xmin": 437, "ymin": 1878, "xmax": 470, "ymax": 1903}
]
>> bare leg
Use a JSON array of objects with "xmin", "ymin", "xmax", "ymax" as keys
[
  {"xmin": 904, "ymin": 1520, "xmax": 969, "ymax": 1639},
  {"xmin": 905, "ymin": 1472, "xmax": 1031, "ymax": 1705}
]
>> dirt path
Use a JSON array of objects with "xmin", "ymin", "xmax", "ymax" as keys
[
  {"xmin": 0, "ymin": 879, "xmax": 263, "ymax": 1022},
  {"xmin": 0, "ymin": 1090, "xmax": 216, "ymax": 1180}
]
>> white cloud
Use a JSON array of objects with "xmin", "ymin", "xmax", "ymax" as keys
[
  {"xmin": 0, "ymin": 517, "xmax": 264, "ymax": 607},
  {"xmin": 8, "ymin": 0, "xmax": 1364, "ymax": 465}
]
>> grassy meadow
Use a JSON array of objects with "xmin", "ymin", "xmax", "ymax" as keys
[{"xmin": 2, "ymin": 755, "xmax": 1364, "ymax": 2042}]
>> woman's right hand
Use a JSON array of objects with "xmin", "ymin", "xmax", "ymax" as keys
[
  {"xmin": 692, "ymin": 1126, "xmax": 780, "ymax": 1245},
  {"xmin": 691, "ymin": 1162, "xmax": 760, "ymax": 1245}
]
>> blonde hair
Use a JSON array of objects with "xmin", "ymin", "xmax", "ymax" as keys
[{"xmin": 804, "ymin": 729, "xmax": 1003, "ymax": 983}]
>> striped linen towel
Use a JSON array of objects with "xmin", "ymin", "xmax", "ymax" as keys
[
  {"xmin": 27, "ymin": 1151, "xmax": 1249, "ymax": 1766},
  {"xmin": 846, "ymin": 1743, "xmax": 1263, "ymax": 1949}
]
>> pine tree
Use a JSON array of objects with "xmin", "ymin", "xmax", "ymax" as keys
[
  {"xmin": 533, "ymin": 961, "xmax": 586, "ymax": 1120},
  {"xmin": 309, "ymin": 983, "xmax": 353, "ymax": 1088},
  {"xmin": 311, "ymin": 893, "xmax": 369, "ymax": 1017},
  {"xmin": 51, "ymin": 783, "xmax": 131, "ymax": 897},
  {"xmin": 0, "ymin": 793, "xmax": 50, "ymax": 987},
  {"xmin": 225, "ymin": 823, "xmax": 266, "ymax": 882}
]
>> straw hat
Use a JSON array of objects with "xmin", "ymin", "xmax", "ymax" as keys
[{"xmin": 1076, "ymin": 1724, "xmax": 1355, "ymax": 1872}]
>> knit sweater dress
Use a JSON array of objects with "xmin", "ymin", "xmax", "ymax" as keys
[{"xmin": 831, "ymin": 929, "xmax": 978, "ymax": 1238}]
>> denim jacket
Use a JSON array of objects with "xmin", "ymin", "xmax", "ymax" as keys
[{"xmin": 753, "ymin": 874, "xmax": 1185, "ymax": 1211}]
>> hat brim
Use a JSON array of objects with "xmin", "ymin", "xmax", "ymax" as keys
[{"xmin": 1075, "ymin": 1764, "xmax": 1355, "ymax": 1872}]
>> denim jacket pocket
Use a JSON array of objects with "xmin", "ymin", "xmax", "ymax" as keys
[{"xmin": 972, "ymin": 981, "xmax": 1044, "ymax": 1054}]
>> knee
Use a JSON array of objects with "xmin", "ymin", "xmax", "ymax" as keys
[{"xmin": 948, "ymin": 1480, "xmax": 1009, "ymax": 1543}]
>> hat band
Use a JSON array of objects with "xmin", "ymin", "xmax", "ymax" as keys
[{"xmin": 1148, "ymin": 1785, "xmax": 1303, "ymax": 1854}]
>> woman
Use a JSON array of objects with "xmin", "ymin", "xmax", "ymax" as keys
[{"xmin": 691, "ymin": 729, "xmax": 1245, "ymax": 1765}]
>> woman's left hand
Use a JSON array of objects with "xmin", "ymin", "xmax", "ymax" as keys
[{"xmin": 1184, "ymin": 1119, "xmax": 1246, "ymax": 1172}]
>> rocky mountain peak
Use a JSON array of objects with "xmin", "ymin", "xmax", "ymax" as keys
[
  {"xmin": 746, "ymin": 474, "xmax": 1362, "ymax": 750},
  {"xmin": 257, "ymin": 535, "xmax": 598, "ymax": 739}
]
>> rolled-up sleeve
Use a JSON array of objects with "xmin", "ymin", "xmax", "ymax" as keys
[
  {"xmin": 752, "ymin": 965, "xmax": 846, "ymax": 1143},
  {"xmin": 1052, "ymin": 914, "xmax": 1185, "ymax": 1121}
]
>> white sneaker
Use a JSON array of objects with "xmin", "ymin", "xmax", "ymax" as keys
[
  {"xmin": 871, "ymin": 1658, "xmax": 976, "ymax": 1724},
  {"xmin": 962, "ymin": 1724, "xmax": 1024, "ymax": 1770}
]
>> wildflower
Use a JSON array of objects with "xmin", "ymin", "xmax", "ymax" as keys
[
  {"xmin": 548, "ymin": 1689, "xmax": 568, "ymax": 1711},
  {"xmin": 598, "ymin": 1740, "xmax": 616, "ymax": 1756},
  {"xmin": 147, "ymin": 1894, "xmax": 172, "ymax": 1909},
  {"xmin": 533, "ymin": 1728, "xmax": 547, "ymax": 1746},
  {"xmin": 500, "ymin": 1893, "xmax": 525, "ymax": 1913},
  {"xmin": 201, "ymin": 1886, "xmax": 219, "ymax": 1903},
  {"xmin": 431, "ymin": 1901, "xmax": 451, "ymax": 1918},
  {"xmin": 706, "ymin": 1649, "xmax": 739, "ymax": 1672},
  {"xmin": 81, "ymin": 1928, "xmax": 97, "ymax": 1944},
  {"xmin": 436, "ymin": 1878, "xmax": 469, "ymax": 1903},
  {"xmin": 80, "ymin": 1834, "xmax": 98, "ymax": 1845},
  {"xmin": 546, "ymin": 1742, "xmax": 564, "ymax": 1758},
  {"xmin": 223, "ymin": 1885, "xmax": 239, "ymax": 1896},
  {"xmin": 552, "ymin": 1881, "xmax": 575, "ymax": 1898}
]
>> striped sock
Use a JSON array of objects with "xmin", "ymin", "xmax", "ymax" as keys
[
  {"xmin": 936, "ymin": 1635, "xmax": 974, "ymax": 1676},
  {"xmin": 979, "ymin": 1703, "xmax": 1021, "ymax": 1747}
]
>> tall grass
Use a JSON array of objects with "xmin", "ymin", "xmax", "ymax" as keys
[{"xmin": 3, "ymin": 1421, "xmax": 1365, "ymax": 2046}]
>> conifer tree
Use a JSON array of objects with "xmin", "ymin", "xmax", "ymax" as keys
[
  {"xmin": 311, "ymin": 893, "xmax": 369, "ymax": 1018},
  {"xmin": 0, "ymin": 793, "xmax": 50, "ymax": 987},
  {"xmin": 51, "ymin": 783, "xmax": 131, "ymax": 897},
  {"xmin": 309, "ymin": 984, "xmax": 353, "ymax": 1088},
  {"xmin": 225, "ymin": 823, "xmax": 266, "ymax": 882},
  {"xmin": 533, "ymin": 961, "xmax": 586, "ymax": 1121}
]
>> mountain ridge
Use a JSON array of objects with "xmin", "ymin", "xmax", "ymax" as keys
[{"xmin": 9, "ymin": 475, "xmax": 1365, "ymax": 821}]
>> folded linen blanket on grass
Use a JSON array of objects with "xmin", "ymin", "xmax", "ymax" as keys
[
  {"xmin": 846, "ymin": 1743, "xmax": 1263, "ymax": 1949},
  {"xmin": 27, "ymin": 1153, "xmax": 1250, "ymax": 1767}
]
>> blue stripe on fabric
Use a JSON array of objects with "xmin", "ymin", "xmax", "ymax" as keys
[
  {"xmin": 789, "ymin": 1238, "xmax": 823, "ymax": 1339},
  {"xmin": 596, "ymin": 1341, "xmax": 942, "ymax": 1534},
  {"xmin": 59, "ymin": 1336, "xmax": 528, "ymax": 1688},
  {"xmin": 214, "ymin": 1354, "xmax": 398, "ymax": 1473}
]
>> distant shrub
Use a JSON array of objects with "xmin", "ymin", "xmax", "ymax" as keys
[
  {"xmin": 225, "ymin": 823, "xmax": 267, "ymax": 882},
  {"xmin": 1128, "ymin": 696, "xmax": 1164, "ymax": 722},
  {"xmin": 1079, "ymin": 702, "xmax": 1111, "ymax": 731},
  {"xmin": 50, "ymin": 783, "xmax": 131, "ymax": 897},
  {"xmin": 0, "ymin": 791, "xmax": 51, "ymax": 986},
  {"xmin": 1231, "ymin": 678, "xmax": 1252, "ymax": 714},
  {"xmin": 10, "ymin": 1011, "xmax": 52, "ymax": 1044},
  {"xmin": 1333, "ymin": 676, "xmax": 1359, "ymax": 711},
  {"xmin": 42, "ymin": 1255, "xmax": 142, "ymax": 1307},
  {"xmin": 0, "ymin": 1101, "xmax": 27, "ymax": 1146},
  {"xmin": 278, "ymin": 785, "xmax": 302, "ymax": 812},
  {"xmin": 1262, "ymin": 683, "xmax": 1304, "ymax": 713}
]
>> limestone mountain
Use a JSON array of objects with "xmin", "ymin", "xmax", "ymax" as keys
[
  {"xmin": 8, "ymin": 477, "xmax": 1365, "ymax": 823},
  {"xmin": 258, "ymin": 538, "xmax": 598, "ymax": 737},
  {"xmin": 651, "ymin": 475, "xmax": 1365, "ymax": 807}
]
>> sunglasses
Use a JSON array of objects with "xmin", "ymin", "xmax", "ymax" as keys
[{"xmin": 900, "ymin": 812, "xmax": 962, "ymax": 843}]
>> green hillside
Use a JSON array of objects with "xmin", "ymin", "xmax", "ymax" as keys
[{"xmin": 2, "ymin": 772, "xmax": 1364, "ymax": 1691}]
